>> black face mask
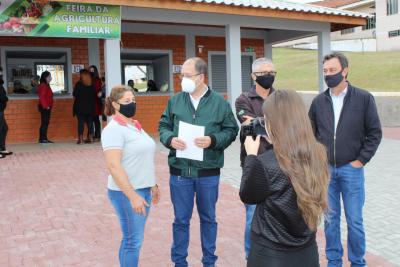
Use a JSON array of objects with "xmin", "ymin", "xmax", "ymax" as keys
[
  {"xmin": 325, "ymin": 71, "xmax": 344, "ymax": 88},
  {"xmin": 119, "ymin": 102, "xmax": 136, "ymax": 118},
  {"xmin": 255, "ymin": 74, "xmax": 275, "ymax": 90}
]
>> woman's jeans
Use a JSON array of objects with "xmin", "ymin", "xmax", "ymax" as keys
[{"xmin": 108, "ymin": 188, "xmax": 152, "ymax": 267}]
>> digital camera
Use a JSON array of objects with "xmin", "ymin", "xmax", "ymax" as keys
[{"xmin": 241, "ymin": 117, "xmax": 267, "ymax": 138}]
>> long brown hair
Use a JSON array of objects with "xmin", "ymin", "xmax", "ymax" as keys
[
  {"xmin": 263, "ymin": 90, "xmax": 329, "ymax": 230},
  {"xmin": 104, "ymin": 85, "xmax": 134, "ymax": 116}
]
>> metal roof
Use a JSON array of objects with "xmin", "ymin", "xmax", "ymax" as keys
[{"xmin": 184, "ymin": 0, "xmax": 371, "ymax": 18}]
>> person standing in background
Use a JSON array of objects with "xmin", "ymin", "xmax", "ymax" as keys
[
  {"xmin": 38, "ymin": 71, "xmax": 54, "ymax": 144},
  {"xmin": 73, "ymin": 69, "xmax": 96, "ymax": 144},
  {"xmin": 89, "ymin": 65, "xmax": 103, "ymax": 142},
  {"xmin": 0, "ymin": 66, "xmax": 12, "ymax": 159}
]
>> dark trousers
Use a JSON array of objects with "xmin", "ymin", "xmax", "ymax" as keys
[
  {"xmin": 247, "ymin": 239, "xmax": 319, "ymax": 267},
  {"xmin": 0, "ymin": 111, "xmax": 8, "ymax": 151},
  {"xmin": 93, "ymin": 115, "xmax": 101, "ymax": 138},
  {"xmin": 39, "ymin": 106, "xmax": 51, "ymax": 141},
  {"xmin": 77, "ymin": 114, "xmax": 94, "ymax": 136}
]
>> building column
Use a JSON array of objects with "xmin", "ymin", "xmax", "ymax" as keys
[
  {"xmin": 185, "ymin": 34, "xmax": 196, "ymax": 59},
  {"xmin": 225, "ymin": 23, "xmax": 242, "ymax": 110},
  {"xmin": 318, "ymin": 30, "xmax": 331, "ymax": 92},
  {"xmin": 88, "ymin": 38, "xmax": 100, "ymax": 68},
  {"xmin": 104, "ymin": 39, "xmax": 122, "ymax": 97},
  {"xmin": 264, "ymin": 33, "xmax": 273, "ymax": 60}
]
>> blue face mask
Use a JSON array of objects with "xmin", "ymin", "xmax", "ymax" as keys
[{"xmin": 324, "ymin": 70, "xmax": 344, "ymax": 88}]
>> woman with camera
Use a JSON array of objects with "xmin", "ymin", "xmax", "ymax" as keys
[{"xmin": 240, "ymin": 90, "xmax": 329, "ymax": 267}]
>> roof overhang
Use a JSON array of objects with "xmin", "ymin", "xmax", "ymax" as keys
[{"xmin": 57, "ymin": 0, "xmax": 369, "ymax": 31}]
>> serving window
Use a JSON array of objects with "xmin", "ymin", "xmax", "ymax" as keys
[{"xmin": 0, "ymin": 47, "xmax": 71, "ymax": 96}]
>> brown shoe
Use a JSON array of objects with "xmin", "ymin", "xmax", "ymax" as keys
[
  {"xmin": 84, "ymin": 135, "xmax": 93, "ymax": 144},
  {"xmin": 77, "ymin": 135, "xmax": 83, "ymax": 145}
]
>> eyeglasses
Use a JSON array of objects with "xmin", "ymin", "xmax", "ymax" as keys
[
  {"xmin": 253, "ymin": 71, "xmax": 277, "ymax": 76},
  {"xmin": 179, "ymin": 73, "xmax": 201, "ymax": 80}
]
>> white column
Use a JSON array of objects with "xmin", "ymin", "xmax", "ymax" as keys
[
  {"xmin": 225, "ymin": 23, "xmax": 242, "ymax": 110},
  {"xmin": 264, "ymin": 34, "xmax": 273, "ymax": 60},
  {"xmin": 88, "ymin": 38, "xmax": 100, "ymax": 68},
  {"xmin": 318, "ymin": 30, "xmax": 331, "ymax": 92},
  {"xmin": 104, "ymin": 39, "xmax": 122, "ymax": 97},
  {"xmin": 185, "ymin": 34, "xmax": 196, "ymax": 59}
]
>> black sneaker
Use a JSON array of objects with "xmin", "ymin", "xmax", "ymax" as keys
[
  {"xmin": 39, "ymin": 140, "xmax": 47, "ymax": 144},
  {"xmin": 46, "ymin": 140, "xmax": 54, "ymax": 144},
  {"xmin": 0, "ymin": 151, "xmax": 13, "ymax": 156}
]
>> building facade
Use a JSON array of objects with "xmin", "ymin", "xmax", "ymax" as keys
[
  {"xmin": 0, "ymin": 0, "xmax": 369, "ymax": 144},
  {"xmin": 376, "ymin": 0, "xmax": 400, "ymax": 51},
  {"xmin": 279, "ymin": 0, "xmax": 400, "ymax": 52}
]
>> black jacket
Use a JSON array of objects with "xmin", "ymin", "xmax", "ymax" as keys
[
  {"xmin": 0, "ymin": 83, "xmax": 8, "ymax": 112},
  {"xmin": 235, "ymin": 86, "xmax": 273, "ymax": 166},
  {"xmin": 309, "ymin": 84, "xmax": 382, "ymax": 167},
  {"xmin": 73, "ymin": 81, "xmax": 96, "ymax": 116},
  {"xmin": 240, "ymin": 150, "xmax": 316, "ymax": 251}
]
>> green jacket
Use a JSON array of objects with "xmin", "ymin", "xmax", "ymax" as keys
[{"xmin": 159, "ymin": 88, "xmax": 239, "ymax": 178}]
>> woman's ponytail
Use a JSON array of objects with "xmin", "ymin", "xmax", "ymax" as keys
[{"xmin": 104, "ymin": 96, "xmax": 114, "ymax": 116}]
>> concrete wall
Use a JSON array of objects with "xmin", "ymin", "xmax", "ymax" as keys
[
  {"xmin": 376, "ymin": 0, "xmax": 400, "ymax": 51},
  {"xmin": 289, "ymin": 39, "xmax": 376, "ymax": 52},
  {"xmin": 299, "ymin": 92, "xmax": 400, "ymax": 127}
]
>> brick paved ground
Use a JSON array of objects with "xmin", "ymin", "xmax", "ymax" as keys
[
  {"xmin": 0, "ymin": 128, "xmax": 398, "ymax": 266},
  {"xmin": 222, "ymin": 128, "xmax": 400, "ymax": 267}
]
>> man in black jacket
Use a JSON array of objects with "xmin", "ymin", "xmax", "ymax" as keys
[
  {"xmin": 235, "ymin": 57, "xmax": 275, "ymax": 260},
  {"xmin": 0, "ymin": 67, "xmax": 12, "ymax": 158},
  {"xmin": 309, "ymin": 52, "xmax": 382, "ymax": 267}
]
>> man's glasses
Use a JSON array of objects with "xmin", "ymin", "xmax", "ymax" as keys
[{"xmin": 179, "ymin": 73, "xmax": 201, "ymax": 80}]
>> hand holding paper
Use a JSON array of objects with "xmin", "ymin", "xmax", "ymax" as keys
[
  {"xmin": 194, "ymin": 136, "xmax": 212, "ymax": 149},
  {"xmin": 176, "ymin": 121, "xmax": 205, "ymax": 161}
]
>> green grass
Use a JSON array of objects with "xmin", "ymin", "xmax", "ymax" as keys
[{"xmin": 273, "ymin": 48, "xmax": 400, "ymax": 92}]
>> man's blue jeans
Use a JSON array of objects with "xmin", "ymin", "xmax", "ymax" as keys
[
  {"xmin": 170, "ymin": 175, "xmax": 219, "ymax": 267},
  {"xmin": 244, "ymin": 204, "xmax": 256, "ymax": 259},
  {"xmin": 108, "ymin": 188, "xmax": 152, "ymax": 267},
  {"xmin": 325, "ymin": 163, "xmax": 366, "ymax": 267}
]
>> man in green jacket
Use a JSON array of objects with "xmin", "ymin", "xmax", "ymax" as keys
[{"xmin": 159, "ymin": 57, "xmax": 239, "ymax": 267}]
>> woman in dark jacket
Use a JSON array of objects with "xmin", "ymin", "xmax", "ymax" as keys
[
  {"xmin": 38, "ymin": 71, "xmax": 54, "ymax": 144},
  {"xmin": 73, "ymin": 69, "xmax": 96, "ymax": 144},
  {"xmin": 240, "ymin": 90, "xmax": 330, "ymax": 267},
  {"xmin": 0, "ymin": 67, "xmax": 12, "ymax": 158},
  {"xmin": 89, "ymin": 65, "xmax": 103, "ymax": 141}
]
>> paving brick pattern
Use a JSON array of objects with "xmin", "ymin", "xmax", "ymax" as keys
[
  {"xmin": 222, "ymin": 130, "xmax": 400, "ymax": 267},
  {"xmin": 0, "ymin": 135, "xmax": 398, "ymax": 266}
]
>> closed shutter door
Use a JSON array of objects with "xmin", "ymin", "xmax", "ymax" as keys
[
  {"xmin": 210, "ymin": 54, "xmax": 253, "ymax": 93},
  {"xmin": 241, "ymin": 55, "xmax": 253, "ymax": 92},
  {"xmin": 210, "ymin": 55, "xmax": 227, "ymax": 93}
]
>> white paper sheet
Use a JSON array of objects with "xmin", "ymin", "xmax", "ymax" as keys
[{"xmin": 176, "ymin": 121, "xmax": 205, "ymax": 161}]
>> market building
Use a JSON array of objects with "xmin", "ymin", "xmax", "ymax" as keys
[{"xmin": 0, "ymin": 0, "xmax": 369, "ymax": 143}]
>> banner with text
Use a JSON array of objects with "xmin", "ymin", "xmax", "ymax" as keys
[{"xmin": 0, "ymin": 0, "xmax": 121, "ymax": 39}]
